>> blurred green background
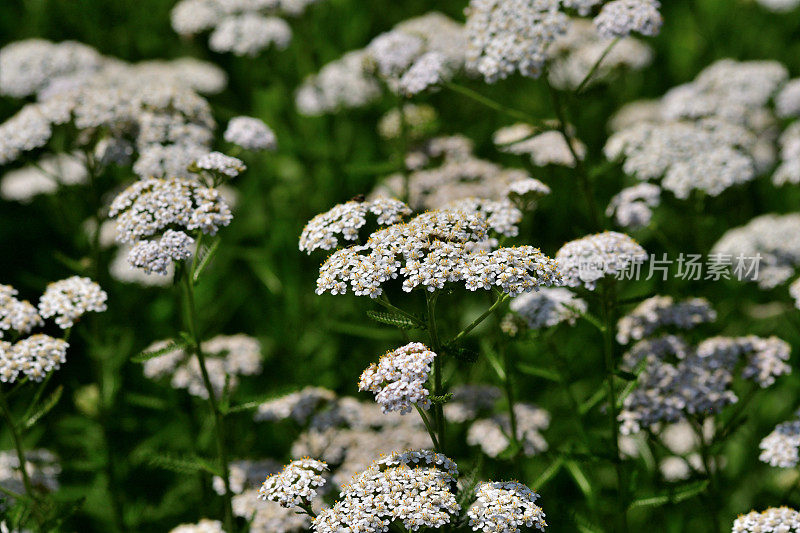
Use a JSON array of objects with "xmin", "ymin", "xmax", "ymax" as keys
[{"xmin": 2, "ymin": 0, "xmax": 800, "ymax": 531}]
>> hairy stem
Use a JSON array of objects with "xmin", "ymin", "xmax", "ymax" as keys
[{"xmin": 181, "ymin": 259, "xmax": 235, "ymax": 532}]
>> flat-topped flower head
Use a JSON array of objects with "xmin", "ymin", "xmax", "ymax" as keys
[
  {"xmin": 258, "ymin": 458, "xmax": 328, "ymax": 508},
  {"xmin": 732, "ymin": 507, "xmax": 800, "ymax": 532},
  {"xmin": 224, "ymin": 116, "xmax": 277, "ymax": 151},
  {"xmin": 468, "ymin": 481, "xmax": 547, "ymax": 532},
  {"xmin": 0, "ymin": 285, "xmax": 43, "ymax": 338},
  {"xmin": 468, "ymin": 403, "xmax": 550, "ymax": 457},
  {"xmin": 110, "ymin": 177, "xmax": 233, "ymax": 244},
  {"xmin": 38, "ymin": 276, "xmax": 107, "ymax": 329},
  {"xmin": 299, "ymin": 198, "xmax": 412, "ymax": 253},
  {"xmin": 556, "ymin": 231, "xmax": 647, "ymax": 290},
  {"xmin": 254, "ymin": 386, "xmax": 337, "ymax": 424},
  {"xmin": 359, "ymin": 342, "xmax": 436, "ymax": 414},
  {"xmin": 465, "ymin": 0, "xmax": 569, "ymax": 83},
  {"xmin": 312, "ymin": 449, "xmax": 459, "ymax": 532},
  {"xmin": 7, "ymin": 334, "xmax": 69, "ymax": 383},
  {"xmin": 209, "ymin": 14, "xmax": 292, "ymax": 56},
  {"xmin": 594, "ymin": 0, "xmax": 662, "ymax": 38},
  {"xmin": 194, "ymin": 151, "xmax": 247, "ymax": 179},
  {"xmin": 169, "ymin": 519, "xmax": 226, "ymax": 533},
  {"xmin": 616, "ymin": 295, "xmax": 716, "ymax": 344},
  {"xmin": 760, "ymin": 415, "xmax": 800, "ymax": 468},
  {"xmin": 128, "ymin": 230, "xmax": 195, "ymax": 275}
]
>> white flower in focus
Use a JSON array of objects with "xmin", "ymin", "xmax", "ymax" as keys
[
  {"xmin": 732, "ymin": 507, "xmax": 800, "ymax": 532},
  {"xmin": 258, "ymin": 458, "xmax": 328, "ymax": 508},
  {"xmin": 358, "ymin": 342, "xmax": 436, "ymax": 414},
  {"xmin": 0, "ymin": 285, "xmax": 44, "ymax": 339},
  {"xmin": 127, "ymin": 230, "xmax": 195, "ymax": 275},
  {"xmin": 467, "ymin": 404, "xmax": 550, "ymax": 457},
  {"xmin": 467, "ymin": 481, "xmax": 547, "ymax": 532},
  {"xmin": 38, "ymin": 276, "xmax": 107, "ymax": 329},
  {"xmin": 224, "ymin": 117, "xmax": 277, "ymax": 151},
  {"xmin": 10, "ymin": 334, "xmax": 69, "ymax": 383},
  {"xmin": 594, "ymin": 0, "xmax": 662, "ymax": 38}
]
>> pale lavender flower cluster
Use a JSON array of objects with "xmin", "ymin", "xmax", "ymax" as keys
[
  {"xmin": 509, "ymin": 287, "xmax": 587, "ymax": 330},
  {"xmin": 616, "ymin": 295, "xmax": 716, "ymax": 344},
  {"xmin": 556, "ymin": 231, "xmax": 647, "ymax": 290},
  {"xmin": 468, "ymin": 481, "xmax": 547, "ymax": 532},
  {"xmin": 760, "ymin": 415, "xmax": 800, "ymax": 468},
  {"xmin": 312, "ymin": 449, "xmax": 460, "ymax": 532},
  {"xmin": 109, "ymin": 177, "xmax": 233, "ymax": 275},
  {"xmin": 258, "ymin": 458, "xmax": 328, "ymax": 507},
  {"xmin": 358, "ymin": 342, "xmax": 436, "ymax": 414}
]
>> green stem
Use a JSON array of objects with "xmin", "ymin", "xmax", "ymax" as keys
[
  {"xmin": 0, "ymin": 388, "xmax": 35, "ymax": 499},
  {"xmin": 545, "ymin": 338, "xmax": 593, "ymax": 452},
  {"xmin": 693, "ymin": 418, "xmax": 721, "ymax": 532},
  {"xmin": 600, "ymin": 281, "xmax": 627, "ymax": 533},
  {"xmin": 447, "ymin": 293, "xmax": 510, "ymax": 347},
  {"xmin": 181, "ymin": 263, "xmax": 235, "ymax": 533},
  {"xmin": 574, "ymin": 38, "xmax": 621, "ymax": 94},
  {"xmin": 445, "ymin": 82, "xmax": 553, "ymax": 129},
  {"xmin": 415, "ymin": 405, "xmax": 441, "ymax": 452},
  {"xmin": 501, "ymin": 342, "xmax": 519, "ymax": 452},
  {"xmin": 426, "ymin": 291, "xmax": 445, "ymax": 454},
  {"xmin": 546, "ymin": 82, "xmax": 602, "ymax": 231}
]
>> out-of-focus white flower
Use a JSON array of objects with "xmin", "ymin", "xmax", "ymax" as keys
[
  {"xmin": 195, "ymin": 152, "xmax": 247, "ymax": 178},
  {"xmin": 606, "ymin": 183, "xmax": 661, "ymax": 228},
  {"xmin": 594, "ymin": 0, "xmax": 662, "ymax": 38},
  {"xmin": 556, "ymin": 231, "xmax": 647, "ymax": 290},
  {"xmin": 760, "ymin": 416, "xmax": 800, "ymax": 468},
  {"xmin": 169, "ymin": 519, "xmax": 226, "ymax": 533},
  {"xmin": 209, "ymin": 14, "xmax": 291, "ymax": 56},
  {"xmin": 755, "ymin": 0, "xmax": 800, "ymax": 12},
  {"xmin": 616, "ymin": 295, "xmax": 716, "ymax": 344},
  {"xmin": 224, "ymin": 117, "xmax": 277, "ymax": 151},
  {"xmin": 510, "ymin": 287, "xmax": 587, "ymax": 329}
]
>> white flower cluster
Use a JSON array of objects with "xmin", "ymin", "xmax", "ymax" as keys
[
  {"xmin": 754, "ymin": 0, "xmax": 800, "ymax": 12},
  {"xmin": 605, "ymin": 120, "xmax": 758, "ymax": 199},
  {"xmin": 142, "ymin": 334, "xmax": 262, "ymax": 399},
  {"xmin": 311, "ymin": 204, "xmax": 560, "ymax": 298},
  {"xmin": 732, "ymin": 507, "xmax": 800, "ymax": 532},
  {"xmin": 760, "ymin": 415, "xmax": 800, "ymax": 468},
  {"xmin": 296, "ymin": 13, "xmax": 465, "ymax": 114},
  {"xmin": 0, "ymin": 40, "xmax": 226, "ymax": 180},
  {"xmin": 0, "ymin": 334, "xmax": 68, "ymax": 383},
  {"xmin": 299, "ymin": 198, "xmax": 412, "ymax": 253},
  {"xmin": 0, "ymin": 449, "xmax": 60, "ymax": 504},
  {"xmin": 791, "ymin": 278, "xmax": 800, "ymax": 309},
  {"xmin": 443, "ymin": 385, "xmax": 502, "ymax": 423},
  {"xmin": 170, "ymin": 0, "xmax": 319, "ymax": 56},
  {"xmin": 169, "ymin": 519, "xmax": 226, "ymax": 533},
  {"xmin": 311, "ymin": 449, "xmax": 460, "ymax": 532},
  {"xmin": 556, "ymin": 231, "xmax": 647, "ymax": 290},
  {"xmin": 494, "ymin": 123, "xmax": 586, "ymax": 168},
  {"xmin": 593, "ymin": 0, "xmax": 662, "ymax": 38},
  {"xmin": 37, "ymin": 276, "xmax": 107, "ymax": 329},
  {"xmin": 465, "ymin": 0, "xmax": 569, "ymax": 83},
  {"xmin": 712, "ymin": 213, "xmax": 800, "ymax": 289},
  {"xmin": 776, "ymin": 79, "xmax": 800, "ymax": 118},
  {"xmin": 605, "ymin": 183, "xmax": 661, "ymax": 228},
  {"xmin": 194, "ymin": 152, "xmax": 247, "ymax": 179},
  {"xmin": 109, "ymin": 177, "xmax": 232, "ymax": 274},
  {"xmin": 1, "ymin": 152, "xmax": 88, "ymax": 204},
  {"xmin": 548, "ymin": 18, "xmax": 653, "ymax": 89},
  {"xmin": 616, "ymin": 296, "xmax": 716, "ymax": 344},
  {"xmin": 358, "ymin": 342, "xmax": 436, "ymax": 415},
  {"xmin": 619, "ymin": 334, "xmax": 791, "ymax": 434},
  {"xmin": 468, "ymin": 481, "xmax": 547, "ymax": 532},
  {"xmin": 467, "ymin": 403, "xmax": 550, "ymax": 457},
  {"xmin": 258, "ymin": 458, "xmax": 328, "ymax": 507},
  {"xmin": 509, "ymin": 287, "xmax": 587, "ymax": 330},
  {"xmin": 0, "ymin": 284, "xmax": 44, "ymax": 339},
  {"xmin": 224, "ymin": 117, "xmax": 277, "ymax": 151},
  {"xmin": 254, "ymin": 386, "xmax": 337, "ymax": 424},
  {"xmin": 774, "ymin": 121, "xmax": 800, "ymax": 186},
  {"xmin": 0, "ymin": 39, "xmax": 103, "ymax": 98}
]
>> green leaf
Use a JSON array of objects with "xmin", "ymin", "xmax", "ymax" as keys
[
  {"xmin": 616, "ymin": 357, "xmax": 649, "ymax": 409},
  {"xmin": 366, "ymin": 310, "xmax": 419, "ymax": 330},
  {"xmin": 531, "ymin": 458, "xmax": 563, "ymax": 489},
  {"xmin": 126, "ymin": 393, "xmax": 169, "ymax": 411},
  {"xmin": 24, "ymin": 385, "xmax": 63, "ymax": 429},
  {"xmin": 193, "ymin": 237, "xmax": 221, "ymax": 283},
  {"xmin": 565, "ymin": 461, "xmax": 593, "ymax": 500},
  {"xmin": 579, "ymin": 388, "xmax": 606, "ymax": 415},
  {"xmin": 445, "ymin": 346, "xmax": 479, "ymax": 363},
  {"xmin": 614, "ymin": 369, "xmax": 637, "ymax": 381},
  {"xmin": 628, "ymin": 480, "xmax": 709, "ymax": 510},
  {"xmin": 573, "ymin": 512, "xmax": 604, "ymax": 533},
  {"xmin": 518, "ymin": 364, "xmax": 561, "ymax": 382},
  {"xmin": 132, "ymin": 340, "xmax": 188, "ymax": 363},
  {"xmin": 484, "ymin": 349, "xmax": 506, "ymax": 381},
  {"xmin": 148, "ymin": 454, "xmax": 221, "ymax": 476},
  {"xmin": 429, "ymin": 393, "xmax": 453, "ymax": 405}
]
